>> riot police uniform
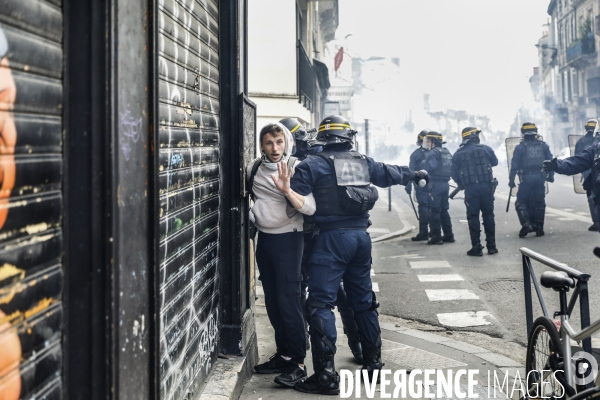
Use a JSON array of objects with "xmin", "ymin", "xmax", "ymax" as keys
[
  {"xmin": 451, "ymin": 127, "xmax": 499, "ymax": 256},
  {"xmin": 574, "ymin": 119, "xmax": 600, "ymax": 231},
  {"xmin": 289, "ymin": 115, "xmax": 428, "ymax": 395},
  {"xmin": 421, "ymin": 131, "xmax": 454, "ymax": 245},
  {"xmin": 509, "ymin": 123, "xmax": 554, "ymax": 237},
  {"xmin": 544, "ymin": 120, "xmax": 600, "ymax": 232},
  {"xmin": 279, "ymin": 117, "xmax": 363, "ymax": 363},
  {"xmin": 407, "ymin": 131, "xmax": 431, "ymax": 241}
]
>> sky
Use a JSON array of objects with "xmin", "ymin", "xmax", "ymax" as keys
[{"xmin": 334, "ymin": 0, "xmax": 551, "ymax": 133}]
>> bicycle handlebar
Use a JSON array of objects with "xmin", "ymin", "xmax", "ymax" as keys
[{"xmin": 520, "ymin": 247, "xmax": 591, "ymax": 281}]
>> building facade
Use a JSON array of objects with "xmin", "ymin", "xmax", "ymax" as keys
[
  {"xmin": 533, "ymin": 0, "xmax": 600, "ymax": 149},
  {"xmin": 248, "ymin": 0, "xmax": 337, "ymax": 132}
]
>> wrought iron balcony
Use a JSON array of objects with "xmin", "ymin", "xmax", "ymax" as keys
[{"xmin": 566, "ymin": 37, "xmax": 595, "ymax": 64}]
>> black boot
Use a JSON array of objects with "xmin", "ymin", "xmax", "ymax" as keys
[
  {"xmin": 427, "ymin": 235, "xmax": 443, "ymax": 245},
  {"xmin": 442, "ymin": 234, "xmax": 455, "ymax": 243},
  {"xmin": 294, "ymin": 315, "xmax": 339, "ymax": 395},
  {"xmin": 536, "ymin": 228, "xmax": 545, "ymax": 237},
  {"xmin": 467, "ymin": 243, "xmax": 484, "ymax": 257},
  {"xmin": 487, "ymin": 242, "xmax": 498, "ymax": 255},
  {"xmin": 519, "ymin": 222, "xmax": 533, "ymax": 238},
  {"xmin": 361, "ymin": 338, "xmax": 384, "ymax": 384},
  {"xmin": 411, "ymin": 232, "xmax": 429, "ymax": 241},
  {"xmin": 589, "ymin": 224, "xmax": 600, "ymax": 232}
]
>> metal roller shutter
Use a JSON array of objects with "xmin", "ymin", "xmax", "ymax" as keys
[
  {"xmin": 157, "ymin": 0, "xmax": 221, "ymax": 398},
  {"xmin": 0, "ymin": 0, "xmax": 63, "ymax": 399}
]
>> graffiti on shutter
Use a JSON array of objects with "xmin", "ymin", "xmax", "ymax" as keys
[{"xmin": 157, "ymin": 1, "xmax": 221, "ymax": 398}]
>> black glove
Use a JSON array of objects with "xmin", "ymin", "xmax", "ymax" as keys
[
  {"xmin": 546, "ymin": 175, "xmax": 554, "ymax": 183},
  {"xmin": 543, "ymin": 158, "xmax": 558, "ymax": 173},
  {"xmin": 405, "ymin": 181, "xmax": 412, "ymax": 194},
  {"xmin": 412, "ymin": 170, "xmax": 429, "ymax": 187},
  {"xmin": 508, "ymin": 180, "xmax": 516, "ymax": 189}
]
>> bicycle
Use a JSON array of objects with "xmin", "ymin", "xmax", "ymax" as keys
[{"xmin": 525, "ymin": 268, "xmax": 600, "ymax": 399}]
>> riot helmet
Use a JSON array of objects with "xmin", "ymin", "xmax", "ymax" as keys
[
  {"xmin": 315, "ymin": 115, "xmax": 356, "ymax": 147},
  {"xmin": 585, "ymin": 119, "xmax": 597, "ymax": 133},
  {"xmin": 425, "ymin": 131, "xmax": 444, "ymax": 148},
  {"xmin": 279, "ymin": 117, "xmax": 313, "ymax": 156},
  {"xmin": 417, "ymin": 130, "xmax": 427, "ymax": 145},
  {"xmin": 520, "ymin": 122, "xmax": 538, "ymax": 137},
  {"xmin": 461, "ymin": 126, "xmax": 481, "ymax": 144}
]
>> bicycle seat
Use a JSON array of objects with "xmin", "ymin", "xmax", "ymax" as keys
[{"xmin": 540, "ymin": 271, "xmax": 575, "ymax": 290}]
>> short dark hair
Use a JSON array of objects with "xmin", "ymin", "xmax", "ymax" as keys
[{"xmin": 259, "ymin": 124, "xmax": 284, "ymax": 144}]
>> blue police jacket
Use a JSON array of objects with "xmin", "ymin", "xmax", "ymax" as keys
[
  {"xmin": 574, "ymin": 133, "xmax": 600, "ymax": 180},
  {"xmin": 407, "ymin": 147, "xmax": 427, "ymax": 191},
  {"xmin": 421, "ymin": 146, "xmax": 451, "ymax": 181},
  {"xmin": 509, "ymin": 138, "xmax": 554, "ymax": 183},
  {"xmin": 290, "ymin": 146, "xmax": 414, "ymax": 229},
  {"xmin": 555, "ymin": 145, "xmax": 595, "ymax": 189},
  {"xmin": 450, "ymin": 141, "xmax": 498, "ymax": 184}
]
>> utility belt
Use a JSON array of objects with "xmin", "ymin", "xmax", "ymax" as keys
[
  {"xmin": 310, "ymin": 219, "xmax": 371, "ymax": 236},
  {"xmin": 519, "ymin": 169, "xmax": 545, "ymax": 180}
]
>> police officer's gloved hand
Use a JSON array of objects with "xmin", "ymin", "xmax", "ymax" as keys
[
  {"xmin": 547, "ymin": 175, "xmax": 555, "ymax": 183},
  {"xmin": 508, "ymin": 180, "xmax": 516, "ymax": 189},
  {"xmin": 543, "ymin": 158, "xmax": 558, "ymax": 173},
  {"xmin": 412, "ymin": 170, "xmax": 429, "ymax": 187},
  {"xmin": 405, "ymin": 181, "xmax": 412, "ymax": 194}
]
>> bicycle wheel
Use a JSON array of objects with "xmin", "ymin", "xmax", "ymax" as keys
[{"xmin": 526, "ymin": 316, "xmax": 565, "ymax": 399}]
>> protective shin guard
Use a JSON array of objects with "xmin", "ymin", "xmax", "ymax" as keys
[
  {"xmin": 362, "ymin": 336, "xmax": 384, "ymax": 383},
  {"xmin": 294, "ymin": 316, "xmax": 339, "ymax": 395},
  {"xmin": 336, "ymin": 286, "xmax": 363, "ymax": 364}
]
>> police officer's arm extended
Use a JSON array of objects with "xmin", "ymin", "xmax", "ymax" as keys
[{"xmin": 546, "ymin": 146, "xmax": 595, "ymax": 176}]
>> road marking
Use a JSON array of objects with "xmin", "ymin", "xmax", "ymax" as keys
[
  {"xmin": 371, "ymin": 268, "xmax": 375, "ymax": 276},
  {"xmin": 577, "ymin": 211, "xmax": 589, "ymax": 216},
  {"xmin": 437, "ymin": 311, "xmax": 494, "ymax": 327},
  {"xmin": 372, "ymin": 282, "xmax": 379, "ymax": 292},
  {"xmin": 367, "ymin": 227, "xmax": 390, "ymax": 234},
  {"xmin": 409, "ymin": 260, "xmax": 451, "ymax": 269},
  {"xmin": 557, "ymin": 217, "xmax": 575, "ymax": 221},
  {"xmin": 496, "ymin": 192, "xmax": 593, "ymax": 224},
  {"xmin": 383, "ymin": 254, "xmax": 424, "ymax": 259},
  {"xmin": 425, "ymin": 289, "xmax": 479, "ymax": 301},
  {"xmin": 562, "ymin": 208, "xmax": 574, "ymax": 211},
  {"xmin": 417, "ymin": 274, "xmax": 464, "ymax": 282}
]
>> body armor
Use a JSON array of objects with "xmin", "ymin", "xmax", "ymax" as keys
[
  {"xmin": 455, "ymin": 145, "xmax": 493, "ymax": 186},
  {"xmin": 430, "ymin": 147, "xmax": 452, "ymax": 180},
  {"xmin": 409, "ymin": 147, "xmax": 427, "ymax": 171},
  {"xmin": 589, "ymin": 143, "xmax": 600, "ymax": 198},
  {"xmin": 520, "ymin": 140, "xmax": 545, "ymax": 171},
  {"xmin": 313, "ymin": 150, "xmax": 378, "ymax": 216}
]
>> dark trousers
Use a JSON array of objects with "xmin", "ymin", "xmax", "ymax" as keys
[
  {"xmin": 256, "ymin": 231, "xmax": 306, "ymax": 363},
  {"xmin": 308, "ymin": 230, "xmax": 379, "ymax": 352},
  {"xmin": 428, "ymin": 180, "xmax": 452, "ymax": 238},
  {"xmin": 515, "ymin": 176, "xmax": 546, "ymax": 228},
  {"xmin": 464, "ymin": 182, "xmax": 495, "ymax": 246},
  {"xmin": 415, "ymin": 187, "xmax": 430, "ymax": 234}
]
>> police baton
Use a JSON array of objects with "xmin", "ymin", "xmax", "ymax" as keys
[
  {"xmin": 506, "ymin": 187, "xmax": 513, "ymax": 212},
  {"xmin": 449, "ymin": 186, "xmax": 463, "ymax": 199},
  {"xmin": 407, "ymin": 192, "xmax": 419, "ymax": 221}
]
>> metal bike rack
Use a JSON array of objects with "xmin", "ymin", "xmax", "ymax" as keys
[{"xmin": 520, "ymin": 247, "xmax": 593, "ymax": 355}]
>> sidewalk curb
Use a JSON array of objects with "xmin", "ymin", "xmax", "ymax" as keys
[
  {"xmin": 372, "ymin": 200, "xmax": 414, "ymax": 243},
  {"xmin": 200, "ymin": 334, "xmax": 258, "ymax": 400},
  {"xmin": 379, "ymin": 322, "xmax": 524, "ymax": 369}
]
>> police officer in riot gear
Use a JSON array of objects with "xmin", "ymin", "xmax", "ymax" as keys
[
  {"xmin": 543, "ymin": 119, "xmax": 600, "ymax": 234},
  {"xmin": 407, "ymin": 131, "xmax": 431, "ymax": 241},
  {"xmin": 421, "ymin": 131, "xmax": 455, "ymax": 245},
  {"xmin": 574, "ymin": 119, "xmax": 600, "ymax": 231},
  {"xmin": 509, "ymin": 122, "xmax": 554, "ymax": 237},
  {"xmin": 279, "ymin": 117, "xmax": 364, "ymax": 363},
  {"xmin": 272, "ymin": 115, "xmax": 427, "ymax": 395},
  {"xmin": 451, "ymin": 127, "xmax": 499, "ymax": 256}
]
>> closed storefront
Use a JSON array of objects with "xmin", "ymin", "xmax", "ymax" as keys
[{"xmin": 157, "ymin": 1, "xmax": 222, "ymax": 398}]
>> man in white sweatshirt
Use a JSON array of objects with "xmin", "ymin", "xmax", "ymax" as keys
[{"xmin": 249, "ymin": 122, "xmax": 316, "ymax": 388}]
